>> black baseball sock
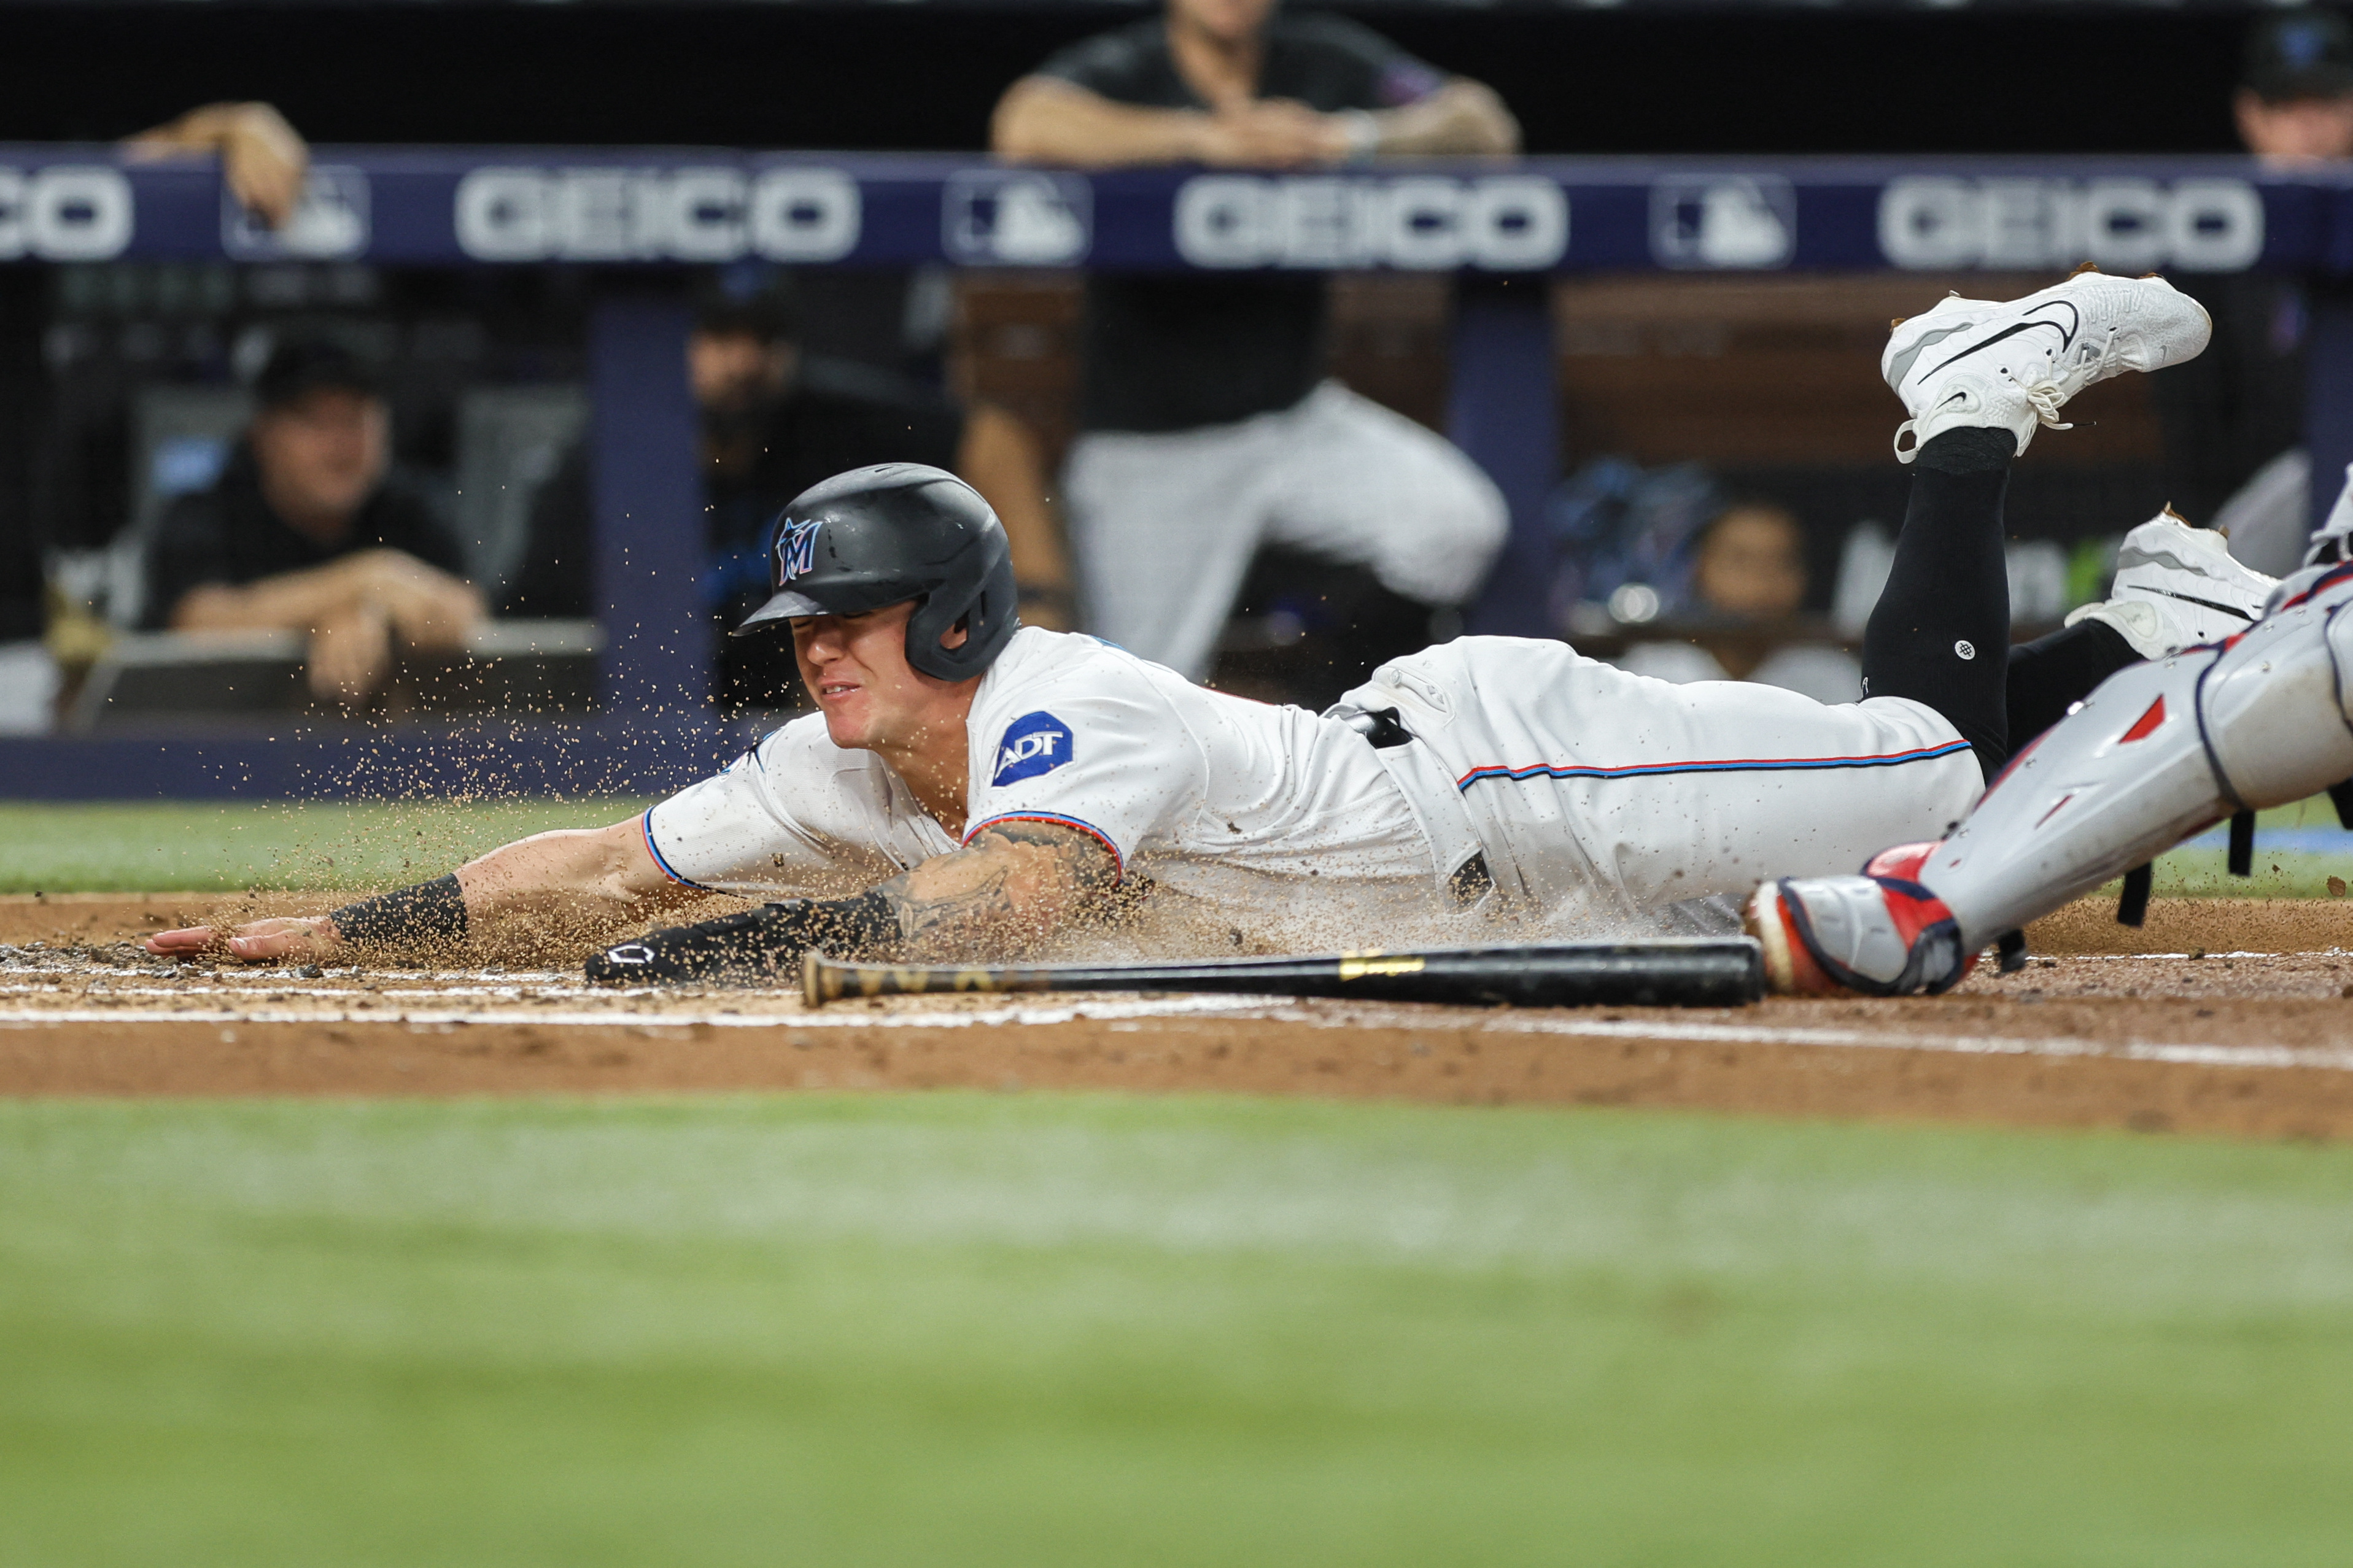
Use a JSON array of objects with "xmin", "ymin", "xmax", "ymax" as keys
[
  {"xmin": 1861, "ymin": 426, "xmax": 2016, "ymax": 782},
  {"xmin": 2004, "ymin": 618, "xmax": 2140, "ymax": 750}
]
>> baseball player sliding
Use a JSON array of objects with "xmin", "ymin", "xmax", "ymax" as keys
[{"xmin": 147, "ymin": 269, "xmax": 2242, "ymax": 982}]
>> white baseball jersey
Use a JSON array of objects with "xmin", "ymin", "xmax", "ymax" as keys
[
  {"xmin": 642, "ymin": 626, "xmax": 1987, "ymax": 937},
  {"xmin": 642, "ymin": 627, "xmax": 1448, "ymax": 929}
]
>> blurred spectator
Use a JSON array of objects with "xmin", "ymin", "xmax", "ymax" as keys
[
  {"xmin": 1548, "ymin": 457, "xmax": 1858, "ymax": 702},
  {"xmin": 2155, "ymin": 11, "xmax": 2353, "ymax": 573},
  {"xmin": 1689, "ymin": 500, "xmax": 1808, "ymax": 622},
  {"xmin": 142, "ymin": 339, "xmax": 480, "ymax": 706},
  {"xmin": 122, "ymin": 102, "xmax": 311, "ymax": 230},
  {"xmin": 505, "ymin": 277, "xmax": 1069, "ymax": 711},
  {"xmin": 991, "ymin": 0, "xmax": 1516, "ymax": 680},
  {"xmin": 1620, "ymin": 500, "xmax": 1861, "ymax": 704},
  {"xmin": 0, "ymin": 102, "xmax": 312, "ymax": 713}
]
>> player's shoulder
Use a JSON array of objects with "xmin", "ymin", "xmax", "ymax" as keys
[
  {"xmin": 985, "ymin": 624, "xmax": 1168, "ymax": 690},
  {"xmin": 1033, "ymin": 18, "xmax": 1169, "ymax": 92},
  {"xmin": 1268, "ymin": 11, "xmax": 1395, "ymax": 52},
  {"xmin": 973, "ymin": 628, "xmax": 1194, "ymax": 759}
]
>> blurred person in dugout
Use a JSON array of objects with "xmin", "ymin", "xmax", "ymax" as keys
[
  {"xmin": 2155, "ymin": 10, "xmax": 2353, "ymax": 574},
  {"xmin": 1616, "ymin": 498, "xmax": 1863, "ymax": 705},
  {"xmin": 990, "ymin": 0, "xmax": 1518, "ymax": 680},
  {"xmin": 503, "ymin": 276, "xmax": 1069, "ymax": 711},
  {"xmin": 0, "ymin": 102, "xmax": 312, "ymax": 727},
  {"xmin": 139, "ymin": 339, "xmax": 480, "ymax": 706}
]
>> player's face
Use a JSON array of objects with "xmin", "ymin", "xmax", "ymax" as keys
[
  {"xmin": 1694, "ymin": 506, "xmax": 1807, "ymax": 621},
  {"xmin": 789, "ymin": 601, "xmax": 969, "ymax": 755},
  {"xmin": 250, "ymin": 388, "xmax": 389, "ymax": 536},
  {"xmin": 2236, "ymin": 90, "xmax": 2353, "ymax": 163},
  {"xmin": 689, "ymin": 330, "xmax": 795, "ymax": 414}
]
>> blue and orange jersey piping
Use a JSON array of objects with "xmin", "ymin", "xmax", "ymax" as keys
[
  {"xmin": 640, "ymin": 808, "xmax": 716, "ymax": 892},
  {"xmin": 961, "ymin": 811, "xmax": 1126, "ymax": 883},
  {"xmin": 1455, "ymin": 738, "xmax": 1974, "ymax": 792}
]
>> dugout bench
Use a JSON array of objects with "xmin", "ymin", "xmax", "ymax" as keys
[{"xmin": 0, "ymin": 148, "xmax": 2346, "ymax": 797}]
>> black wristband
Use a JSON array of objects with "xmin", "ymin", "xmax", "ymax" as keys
[
  {"xmin": 768, "ymin": 887, "xmax": 899, "ymax": 959},
  {"xmin": 330, "ymin": 874, "xmax": 469, "ymax": 950}
]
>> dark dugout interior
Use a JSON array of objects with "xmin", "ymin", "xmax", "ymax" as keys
[{"xmin": 0, "ymin": 2, "xmax": 2257, "ymax": 156}]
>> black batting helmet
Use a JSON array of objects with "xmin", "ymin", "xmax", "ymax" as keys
[{"xmin": 734, "ymin": 463, "xmax": 1020, "ymax": 681}]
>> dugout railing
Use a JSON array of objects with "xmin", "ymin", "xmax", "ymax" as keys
[{"xmin": 0, "ymin": 148, "xmax": 2339, "ymax": 797}]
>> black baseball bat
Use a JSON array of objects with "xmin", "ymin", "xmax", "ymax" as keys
[{"xmin": 802, "ymin": 938, "xmax": 1764, "ymax": 1010}]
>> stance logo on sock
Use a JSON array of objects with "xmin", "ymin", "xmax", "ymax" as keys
[{"xmin": 1954, "ymin": 640, "xmax": 1977, "ymax": 660}]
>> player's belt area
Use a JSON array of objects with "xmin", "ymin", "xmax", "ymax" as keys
[{"xmin": 1336, "ymin": 707, "xmax": 1494, "ymax": 908}]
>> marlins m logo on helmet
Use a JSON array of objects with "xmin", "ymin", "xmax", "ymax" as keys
[{"xmin": 775, "ymin": 519, "xmax": 822, "ymax": 582}]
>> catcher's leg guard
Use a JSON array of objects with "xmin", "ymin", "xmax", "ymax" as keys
[{"xmin": 1753, "ymin": 564, "xmax": 2353, "ymax": 994}]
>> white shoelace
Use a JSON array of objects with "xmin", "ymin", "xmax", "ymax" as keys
[{"xmin": 2020, "ymin": 380, "xmax": 2073, "ymax": 433}]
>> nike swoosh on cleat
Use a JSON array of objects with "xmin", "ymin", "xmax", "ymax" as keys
[
  {"xmin": 1919, "ymin": 302, "xmax": 2080, "ymax": 382},
  {"xmin": 2136, "ymin": 586, "xmax": 2258, "ymax": 621}
]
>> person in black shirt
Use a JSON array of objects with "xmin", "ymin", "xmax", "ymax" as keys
[
  {"xmin": 142, "ymin": 339, "xmax": 480, "ymax": 706},
  {"xmin": 2157, "ymin": 10, "xmax": 2353, "ymax": 573},
  {"xmin": 992, "ymin": 0, "xmax": 1518, "ymax": 679},
  {"xmin": 503, "ymin": 280, "xmax": 1068, "ymax": 711}
]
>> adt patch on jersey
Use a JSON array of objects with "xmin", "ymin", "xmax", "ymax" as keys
[{"xmin": 992, "ymin": 711, "xmax": 1073, "ymax": 786}]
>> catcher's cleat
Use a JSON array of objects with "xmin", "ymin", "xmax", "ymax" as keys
[
  {"xmin": 2064, "ymin": 510, "xmax": 2275, "ymax": 659},
  {"xmin": 1861, "ymin": 840, "xmax": 1942, "ymax": 881},
  {"xmin": 1886, "ymin": 269, "xmax": 2211, "ymax": 463},
  {"xmin": 1745, "ymin": 874, "xmax": 1972, "ymax": 998}
]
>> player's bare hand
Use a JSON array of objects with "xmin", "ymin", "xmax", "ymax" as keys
[
  {"xmin": 307, "ymin": 600, "xmax": 394, "ymax": 705},
  {"xmin": 346, "ymin": 550, "xmax": 485, "ymax": 652},
  {"xmin": 145, "ymin": 916, "xmax": 346, "ymax": 964},
  {"xmin": 122, "ymin": 102, "xmax": 310, "ymax": 229},
  {"xmin": 1195, "ymin": 101, "xmax": 1349, "ymax": 168}
]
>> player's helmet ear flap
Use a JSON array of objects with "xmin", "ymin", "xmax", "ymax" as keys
[{"xmin": 734, "ymin": 462, "xmax": 1021, "ymax": 680}]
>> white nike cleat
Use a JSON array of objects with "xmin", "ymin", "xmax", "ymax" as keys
[
  {"xmin": 2064, "ymin": 509, "xmax": 2276, "ymax": 658},
  {"xmin": 1886, "ymin": 268, "xmax": 2212, "ymax": 463},
  {"xmin": 2306, "ymin": 461, "xmax": 2353, "ymax": 568}
]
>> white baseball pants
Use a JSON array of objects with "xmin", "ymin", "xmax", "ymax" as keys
[{"xmin": 1063, "ymin": 381, "xmax": 1510, "ymax": 680}]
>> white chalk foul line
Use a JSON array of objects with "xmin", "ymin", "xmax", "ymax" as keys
[{"xmin": 0, "ymin": 995, "xmax": 2349, "ymax": 1073}]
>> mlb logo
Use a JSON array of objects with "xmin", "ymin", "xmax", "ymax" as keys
[
  {"xmin": 223, "ymin": 166, "xmax": 370, "ymax": 261},
  {"xmin": 775, "ymin": 519, "xmax": 821, "ymax": 581},
  {"xmin": 1649, "ymin": 176, "xmax": 1795, "ymax": 270},
  {"xmin": 943, "ymin": 171, "xmax": 1091, "ymax": 266}
]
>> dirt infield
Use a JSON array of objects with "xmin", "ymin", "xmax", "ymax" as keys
[{"xmin": 2, "ymin": 892, "xmax": 2351, "ymax": 1137}]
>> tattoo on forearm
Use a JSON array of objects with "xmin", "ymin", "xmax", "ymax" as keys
[
  {"xmin": 870, "ymin": 821, "xmax": 1117, "ymax": 955},
  {"xmin": 887, "ymin": 863, "xmax": 1013, "ymax": 939}
]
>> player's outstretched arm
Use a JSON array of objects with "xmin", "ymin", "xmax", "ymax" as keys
[
  {"xmin": 146, "ymin": 816, "xmax": 702, "ymax": 965},
  {"xmin": 585, "ymin": 819, "xmax": 1117, "ymax": 984}
]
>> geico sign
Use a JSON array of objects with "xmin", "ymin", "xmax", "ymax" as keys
[
  {"xmin": 0, "ymin": 166, "xmax": 133, "ymax": 260},
  {"xmin": 1176, "ymin": 175, "xmax": 1568, "ymax": 269},
  {"xmin": 455, "ymin": 167, "xmax": 859, "ymax": 263},
  {"xmin": 1878, "ymin": 177, "xmax": 2263, "ymax": 272}
]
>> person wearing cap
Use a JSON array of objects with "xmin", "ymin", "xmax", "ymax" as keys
[
  {"xmin": 141, "ymin": 339, "xmax": 480, "ymax": 705},
  {"xmin": 502, "ymin": 277, "xmax": 1069, "ymax": 711},
  {"xmin": 2153, "ymin": 11, "xmax": 2353, "ymax": 571}
]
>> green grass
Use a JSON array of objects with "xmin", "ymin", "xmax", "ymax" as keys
[
  {"xmin": 0, "ymin": 800, "xmax": 655, "ymax": 892},
  {"xmin": 2, "ymin": 1092, "xmax": 2351, "ymax": 1566}
]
